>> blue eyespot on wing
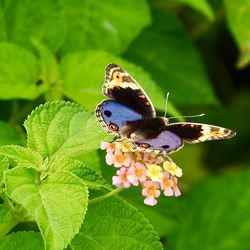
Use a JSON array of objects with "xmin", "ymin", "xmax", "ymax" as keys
[
  {"xmin": 95, "ymin": 100, "xmax": 144, "ymax": 137},
  {"xmin": 133, "ymin": 130, "xmax": 183, "ymax": 153}
]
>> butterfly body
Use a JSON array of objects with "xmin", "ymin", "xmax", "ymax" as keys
[{"xmin": 96, "ymin": 64, "xmax": 236, "ymax": 153}]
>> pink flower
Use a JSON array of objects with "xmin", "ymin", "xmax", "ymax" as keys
[
  {"xmin": 113, "ymin": 150, "xmax": 132, "ymax": 168},
  {"xmin": 105, "ymin": 149, "xmax": 132, "ymax": 168},
  {"xmin": 161, "ymin": 172, "xmax": 174, "ymax": 196},
  {"xmin": 142, "ymin": 181, "xmax": 161, "ymax": 206},
  {"xmin": 100, "ymin": 141, "xmax": 116, "ymax": 153},
  {"xmin": 173, "ymin": 177, "xmax": 181, "ymax": 197},
  {"xmin": 112, "ymin": 167, "xmax": 131, "ymax": 188},
  {"xmin": 127, "ymin": 162, "xmax": 147, "ymax": 186}
]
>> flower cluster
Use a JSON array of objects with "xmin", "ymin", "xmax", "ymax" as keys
[{"xmin": 101, "ymin": 141, "xmax": 182, "ymax": 206}]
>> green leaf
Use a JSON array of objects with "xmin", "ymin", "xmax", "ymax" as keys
[
  {"xmin": 71, "ymin": 197, "xmax": 163, "ymax": 250},
  {"xmin": 0, "ymin": 121, "xmax": 25, "ymax": 146},
  {"xmin": 168, "ymin": 168, "xmax": 250, "ymax": 250},
  {"xmin": 63, "ymin": 160, "xmax": 109, "ymax": 190},
  {"xmin": 125, "ymin": 9, "xmax": 218, "ymax": 105},
  {"xmin": 60, "ymin": 0, "xmax": 151, "ymax": 55},
  {"xmin": 121, "ymin": 187, "xmax": 180, "ymax": 237},
  {"xmin": 0, "ymin": 145, "xmax": 43, "ymax": 169},
  {"xmin": 225, "ymin": 0, "xmax": 250, "ymax": 68},
  {"xmin": 4, "ymin": 166, "xmax": 88, "ymax": 250},
  {"xmin": 0, "ymin": 203, "xmax": 18, "ymax": 239},
  {"xmin": 47, "ymin": 156, "xmax": 108, "ymax": 190},
  {"xmin": 32, "ymin": 39, "xmax": 60, "ymax": 88},
  {"xmin": 0, "ymin": 231, "xmax": 44, "ymax": 250},
  {"xmin": 60, "ymin": 50, "xmax": 177, "ymax": 114},
  {"xmin": 173, "ymin": 0, "xmax": 214, "ymax": 21},
  {"xmin": 1, "ymin": 0, "xmax": 66, "ymax": 52},
  {"xmin": 32, "ymin": 39, "xmax": 62, "ymax": 100},
  {"xmin": 0, "ymin": 43, "xmax": 47, "ymax": 100},
  {"xmin": 76, "ymin": 151, "xmax": 103, "ymax": 173},
  {"xmin": 24, "ymin": 101, "xmax": 110, "ymax": 159}
]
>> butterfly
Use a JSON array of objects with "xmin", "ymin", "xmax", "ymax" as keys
[{"xmin": 95, "ymin": 63, "xmax": 236, "ymax": 154}]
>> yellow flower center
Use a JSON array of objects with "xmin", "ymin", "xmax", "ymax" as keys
[
  {"xmin": 148, "ymin": 186, "xmax": 156, "ymax": 196},
  {"xmin": 162, "ymin": 177, "xmax": 171, "ymax": 187},
  {"xmin": 135, "ymin": 167, "xmax": 144, "ymax": 178},
  {"xmin": 115, "ymin": 154, "xmax": 127, "ymax": 163},
  {"xmin": 121, "ymin": 173, "xmax": 127, "ymax": 182}
]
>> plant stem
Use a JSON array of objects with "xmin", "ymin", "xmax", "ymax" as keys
[{"xmin": 89, "ymin": 187, "xmax": 124, "ymax": 204}]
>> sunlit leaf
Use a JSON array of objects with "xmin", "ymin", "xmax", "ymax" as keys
[
  {"xmin": 0, "ymin": 145, "xmax": 43, "ymax": 169},
  {"xmin": 4, "ymin": 166, "xmax": 88, "ymax": 250},
  {"xmin": 0, "ymin": 231, "xmax": 44, "ymax": 250},
  {"xmin": 0, "ymin": 43, "xmax": 47, "ymax": 100},
  {"xmin": 1, "ymin": 0, "xmax": 66, "ymax": 52},
  {"xmin": 71, "ymin": 197, "xmax": 163, "ymax": 250},
  {"xmin": 60, "ymin": 0, "xmax": 151, "ymax": 55},
  {"xmin": 24, "ymin": 101, "xmax": 110, "ymax": 158}
]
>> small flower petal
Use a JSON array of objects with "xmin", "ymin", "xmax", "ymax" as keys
[
  {"xmin": 144, "ymin": 197, "xmax": 158, "ymax": 206},
  {"xmin": 127, "ymin": 162, "xmax": 147, "ymax": 186},
  {"xmin": 105, "ymin": 152, "xmax": 114, "ymax": 165},
  {"xmin": 163, "ymin": 161, "xmax": 183, "ymax": 177},
  {"xmin": 147, "ymin": 164, "xmax": 163, "ymax": 182},
  {"xmin": 142, "ymin": 181, "xmax": 161, "ymax": 206},
  {"xmin": 100, "ymin": 141, "xmax": 116, "ymax": 153},
  {"xmin": 112, "ymin": 167, "xmax": 131, "ymax": 188},
  {"xmin": 173, "ymin": 177, "xmax": 181, "ymax": 197},
  {"xmin": 113, "ymin": 150, "xmax": 132, "ymax": 168}
]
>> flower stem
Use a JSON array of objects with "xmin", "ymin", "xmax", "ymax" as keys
[{"xmin": 89, "ymin": 187, "xmax": 124, "ymax": 204}]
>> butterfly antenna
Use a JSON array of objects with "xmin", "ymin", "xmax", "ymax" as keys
[
  {"xmin": 164, "ymin": 92, "xmax": 170, "ymax": 118},
  {"xmin": 169, "ymin": 113, "xmax": 205, "ymax": 120}
]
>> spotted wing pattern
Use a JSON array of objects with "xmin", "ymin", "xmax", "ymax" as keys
[
  {"xmin": 103, "ymin": 63, "xmax": 156, "ymax": 118},
  {"xmin": 166, "ymin": 122, "xmax": 236, "ymax": 143}
]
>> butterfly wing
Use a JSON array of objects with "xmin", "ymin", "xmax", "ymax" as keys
[
  {"xmin": 103, "ymin": 63, "xmax": 156, "ymax": 118},
  {"xmin": 95, "ymin": 100, "xmax": 146, "ymax": 137},
  {"xmin": 127, "ymin": 119, "xmax": 235, "ymax": 153},
  {"xmin": 127, "ymin": 118, "xmax": 183, "ymax": 153},
  {"xmin": 166, "ymin": 122, "xmax": 236, "ymax": 143},
  {"xmin": 130, "ymin": 130, "xmax": 183, "ymax": 153}
]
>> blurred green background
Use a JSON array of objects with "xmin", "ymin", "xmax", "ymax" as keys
[{"xmin": 0, "ymin": 0, "xmax": 249, "ymax": 249}]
